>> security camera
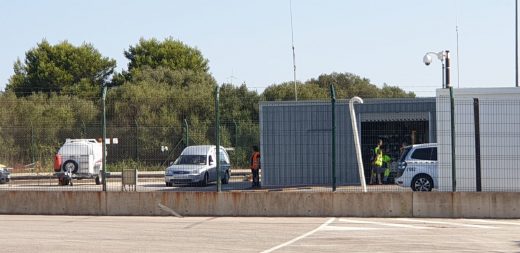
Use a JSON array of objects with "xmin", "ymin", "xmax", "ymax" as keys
[{"xmin": 423, "ymin": 54, "xmax": 432, "ymax": 66}]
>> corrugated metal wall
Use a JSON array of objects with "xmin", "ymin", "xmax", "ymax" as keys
[{"xmin": 260, "ymin": 98, "xmax": 436, "ymax": 187}]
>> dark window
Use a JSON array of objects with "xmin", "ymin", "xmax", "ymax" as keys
[
  {"xmin": 398, "ymin": 147, "xmax": 412, "ymax": 163},
  {"xmin": 175, "ymin": 155, "xmax": 207, "ymax": 165},
  {"xmin": 411, "ymin": 148, "xmax": 433, "ymax": 160},
  {"xmin": 431, "ymin": 148, "xmax": 437, "ymax": 161}
]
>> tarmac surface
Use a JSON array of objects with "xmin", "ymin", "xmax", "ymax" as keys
[
  {"xmin": 0, "ymin": 170, "xmax": 406, "ymax": 192},
  {"xmin": 2, "ymin": 215, "xmax": 520, "ymax": 252}
]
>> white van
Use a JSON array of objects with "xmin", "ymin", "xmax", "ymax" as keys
[
  {"xmin": 394, "ymin": 143, "xmax": 437, "ymax": 191},
  {"xmin": 54, "ymin": 139, "xmax": 103, "ymax": 186},
  {"xmin": 164, "ymin": 145, "xmax": 231, "ymax": 186}
]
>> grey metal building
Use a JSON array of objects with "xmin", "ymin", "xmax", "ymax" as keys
[{"xmin": 259, "ymin": 98, "xmax": 436, "ymax": 187}]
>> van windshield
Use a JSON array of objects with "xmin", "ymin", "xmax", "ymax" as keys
[
  {"xmin": 398, "ymin": 147, "xmax": 412, "ymax": 163},
  {"xmin": 174, "ymin": 155, "xmax": 207, "ymax": 165}
]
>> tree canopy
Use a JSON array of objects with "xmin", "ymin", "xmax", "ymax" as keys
[
  {"xmin": 6, "ymin": 40, "xmax": 116, "ymax": 98},
  {"xmin": 0, "ymin": 38, "xmax": 420, "ymax": 168},
  {"xmin": 124, "ymin": 38, "xmax": 209, "ymax": 74},
  {"xmin": 263, "ymin": 72, "xmax": 415, "ymax": 100}
]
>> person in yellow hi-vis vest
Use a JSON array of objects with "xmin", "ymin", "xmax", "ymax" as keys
[
  {"xmin": 382, "ymin": 148, "xmax": 392, "ymax": 183},
  {"xmin": 370, "ymin": 148, "xmax": 383, "ymax": 185},
  {"xmin": 369, "ymin": 139, "xmax": 383, "ymax": 185}
]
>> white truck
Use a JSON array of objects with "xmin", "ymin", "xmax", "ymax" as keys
[{"xmin": 53, "ymin": 139, "xmax": 103, "ymax": 186}]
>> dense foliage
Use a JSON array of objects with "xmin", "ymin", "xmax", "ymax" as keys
[
  {"xmin": 6, "ymin": 40, "xmax": 116, "ymax": 98},
  {"xmin": 0, "ymin": 38, "xmax": 415, "ymax": 169}
]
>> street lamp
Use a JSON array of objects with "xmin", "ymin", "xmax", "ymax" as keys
[
  {"xmin": 423, "ymin": 50, "xmax": 456, "ymax": 192},
  {"xmin": 423, "ymin": 51, "xmax": 450, "ymax": 88}
]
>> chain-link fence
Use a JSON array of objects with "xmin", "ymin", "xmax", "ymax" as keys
[{"xmin": 1, "ymin": 88, "xmax": 519, "ymax": 192}]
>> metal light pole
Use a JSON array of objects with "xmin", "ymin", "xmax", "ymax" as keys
[
  {"xmin": 349, "ymin": 96, "xmax": 366, "ymax": 192},
  {"xmin": 424, "ymin": 50, "xmax": 456, "ymax": 192}
]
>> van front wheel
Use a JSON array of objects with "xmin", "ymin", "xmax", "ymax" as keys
[
  {"xmin": 221, "ymin": 171, "xmax": 230, "ymax": 184},
  {"xmin": 200, "ymin": 173, "xmax": 209, "ymax": 187},
  {"xmin": 411, "ymin": 174, "xmax": 433, "ymax": 192}
]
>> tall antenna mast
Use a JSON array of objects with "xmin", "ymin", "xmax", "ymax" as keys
[
  {"xmin": 455, "ymin": 0, "xmax": 461, "ymax": 88},
  {"xmin": 456, "ymin": 24, "xmax": 460, "ymax": 89},
  {"xmin": 515, "ymin": 0, "xmax": 518, "ymax": 87},
  {"xmin": 290, "ymin": 0, "xmax": 297, "ymax": 100}
]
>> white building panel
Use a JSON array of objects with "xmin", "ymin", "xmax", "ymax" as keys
[{"xmin": 436, "ymin": 87, "xmax": 520, "ymax": 191}]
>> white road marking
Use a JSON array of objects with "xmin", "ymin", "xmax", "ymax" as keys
[
  {"xmin": 469, "ymin": 219, "xmax": 520, "ymax": 226},
  {"xmin": 395, "ymin": 218, "xmax": 498, "ymax": 229},
  {"xmin": 321, "ymin": 225, "xmax": 380, "ymax": 231},
  {"xmin": 339, "ymin": 218, "xmax": 431, "ymax": 229},
  {"xmin": 261, "ymin": 218, "xmax": 335, "ymax": 253}
]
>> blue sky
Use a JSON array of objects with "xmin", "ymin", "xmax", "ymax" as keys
[{"xmin": 0, "ymin": 0, "xmax": 517, "ymax": 97}]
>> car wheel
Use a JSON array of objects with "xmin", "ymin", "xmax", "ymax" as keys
[
  {"xmin": 95, "ymin": 176, "xmax": 101, "ymax": 185},
  {"xmin": 63, "ymin": 160, "xmax": 79, "ymax": 174},
  {"xmin": 221, "ymin": 171, "xmax": 230, "ymax": 184},
  {"xmin": 411, "ymin": 174, "xmax": 433, "ymax": 192},
  {"xmin": 200, "ymin": 173, "xmax": 209, "ymax": 187}
]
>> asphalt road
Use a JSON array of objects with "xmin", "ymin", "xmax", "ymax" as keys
[
  {"xmin": 1, "ymin": 215, "xmax": 519, "ymax": 252},
  {"xmin": 0, "ymin": 175, "xmax": 405, "ymax": 192}
]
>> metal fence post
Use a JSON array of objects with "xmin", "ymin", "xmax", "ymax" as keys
[
  {"xmin": 215, "ymin": 86, "xmax": 221, "ymax": 192},
  {"xmin": 473, "ymin": 98, "xmax": 481, "ymax": 192},
  {"xmin": 330, "ymin": 84, "xmax": 336, "ymax": 191},
  {"xmin": 135, "ymin": 120, "xmax": 139, "ymax": 161},
  {"xmin": 184, "ymin": 118, "xmax": 189, "ymax": 147},
  {"xmin": 233, "ymin": 119, "xmax": 238, "ymax": 167},
  {"xmin": 31, "ymin": 122, "xmax": 35, "ymax": 164},
  {"xmin": 449, "ymin": 88, "xmax": 456, "ymax": 192},
  {"xmin": 102, "ymin": 85, "xmax": 107, "ymax": 192}
]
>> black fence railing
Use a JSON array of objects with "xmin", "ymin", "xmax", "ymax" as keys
[{"xmin": 1, "ymin": 91, "xmax": 519, "ymax": 193}]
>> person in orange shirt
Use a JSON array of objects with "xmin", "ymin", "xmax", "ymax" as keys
[{"xmin": 250, "ymin": 145, "xmax": 261, "ymax": 188}]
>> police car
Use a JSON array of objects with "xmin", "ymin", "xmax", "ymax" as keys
[{"xmin": 394, "ymin": 143, "xmax": 437, "ymax": 191}]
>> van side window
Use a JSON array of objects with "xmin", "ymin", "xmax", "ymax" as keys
[
  {"xmin": 431, "ymin": 148, "xmax": 437, "ymax": 161},
  {"xmin": 411, "ymin": 148, "xmax": 433, "ymax": 160}
]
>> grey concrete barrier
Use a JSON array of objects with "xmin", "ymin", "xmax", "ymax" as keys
[{"xmin": 1, "ymin": 191, "xmax": 519, "ymax": 218}]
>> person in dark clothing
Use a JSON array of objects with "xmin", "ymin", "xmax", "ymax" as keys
[{"xmin": 250, "ymin": 145, "xmax": 261, "ymax": 188}]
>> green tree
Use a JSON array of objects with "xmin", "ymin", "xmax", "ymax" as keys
[
  {"xmin": 108, "ymin": 66, "xmax": 217, "ymax": 162},
  {"xmin": 124, "ymin": 38, "xmax": 209, "ymax": 74},
  {"xmin": 0, "ymin": 92, "xmax": 99, "ymax": 166},
  {"xmin": 6, "ymin": 40, "xmax": 116, "ymax": 98},
  {"xmin": 219, "ymin": 83, "xmax": 260, "ymax": 122},
  {"xmin": 262, "ymin": 81, "xmax": 328, "ymax": 101},
  {"xmin": 263, "ymin": 72, "xmax": 415, "ymax": 100}
]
